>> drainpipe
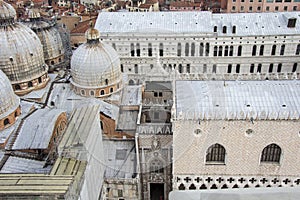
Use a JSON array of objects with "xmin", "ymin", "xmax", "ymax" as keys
[{"xmin": 135, "ymin": 132, "xmax": 142, "ymax": 200}]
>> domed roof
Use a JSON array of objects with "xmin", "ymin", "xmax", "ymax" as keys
[
  {"xmin": 0, "ymin": 0, "xmax": 16, "ymax": 21},
  {"xmin": 71, "ymin": 28, "xmax": 121, "ymax": 88},
  {"xmin": 0, "ymin": 70, "xmax": 19, "ymax": 120},
  {"xmin": 22, "ymin": 11, "xmax": 65, "ymax": 65},
  {"xmin": 0, "ymin": 1, "xmax": 48, "ymax": 85}
]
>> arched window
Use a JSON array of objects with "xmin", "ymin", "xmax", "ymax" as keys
[
  {"xmin": 252, "ymin": 45, "xmax": 257, "ymax": 56},
  {"xmin": 232, "ymin": 25, "xmax": 236, "ymax": 34},
  {"xmin": 205, "ymin": 43, "xmax": 210, "ymax": 56},
  {"xmin": 177, "ymin": 43, "xmax": 182, "ymax": 56},
  {"xmin": 237, "ymin": 45, "xmax": 242, "ymax": 56},
  {"xmin": 236, "ymin": 64, "xmax": 240, "ymax": 73},
  {"xmin": 149, "ymin": 159, "xmax": 164, "ymax": 173},
  {"xmin": 148, "ymin": 43, "xmax": 152, "ymax": 56},
  {"xmin": 214, "ymin": 26, "xmax": 217, "ymax": 32},
  {"xmin": 130, "ymin": 43, "xmax": 135, "ymax": 57},
  {"xmin": 224, "ymin": 46, "xmax": 229, "ymax": 56},
  {"xmin": 229, "ymin": 46, "xmax": 234, "ymax": 56},
  {"xmin": 81, "ymin": 90, "xmax": 85, "ymax": 96},
  {"xmin": 206, "ymin": 143, "xmax": 226, "ymax": 163},
  {"xmin": 259, "ymin": 45, "xmax": 264, "ymax": 56},
  {"xmin": 4, "ymin": 118, "xmax": 9, "ymax": 126},
  {"xmin": 280, "ymin": 44, "xmax": 285, "ymax": 55},
  {"xmin": 15, "ymin": 84, "xmax": 21, "ymax": 90},
  {"xmin": 214, "ymin": 46, "xmax": 218, "ymax": 56},
  {"xmin": 90, "ymin": 90, "xmax": 95, "ymax": 96},
  {"xmin": 222, "ymin": 26, "xmax": 227, "ymax": 34},
  {"xmin": 100, "ymin": 90, "xmax": 105, "ymax": 95},
  {"xmin": 199, "ymin": 43, "xmax": 204, "ymax": 56},
  {"xmin": 185, "ymin": 43, "xmax": 189, "ymax": 56},
  {"xmin": 129, "ymin": 79, "xmax": 134, "ymax": 85},
  {"xmin": 261, "ymin": 143, "xmax": 281, "ymax": 163},
  {"xmin": 110, "ymin": 88, "xmax": 114, "ymax": 93},
  {"xmin": 296, "ymin": 44, "xmax": 300, "ymax": 55},
  {"xmin": 28, "ymin": 81, "xmax": 33, "ymax": 88},
  {"xmin": 136, "ymin": 43, "xmax": 140, "ymax": 57},
  {"xmin": 105, "ymin": 79, "xmax": 108, "ymax": 85},
  {"xmin": 227, "ymin": 64, "xmax": 232, "ymax": 73},
  {"xmin": 271, "ymin": 45, "xmax": 276, "ymax": 55},
  {"xmin": 159, "ymin": 43, "xmax": 163, "ymax": 56},
  {"xmin": 121, "ymin": 64, "xmax": 124, "ymax": 73},
  {"xmin": 218, "ymin": 46, "xmax": 223, "ymax": 56},
  {"xmin": 292, "ymin": 63, "xmax": 297, "ymax": 73},
  {"xmin": 38, "ymin": 77, "xmax": 42, "ymax": 84},
  {"xmin": 178, "ymin": 64, "xmax": 183, "ymax": 73},
  {"xmin": 191, "ymin": 43, "xmax": 195, "ymax": 56}
]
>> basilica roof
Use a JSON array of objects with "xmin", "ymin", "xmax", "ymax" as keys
[
  {"xmin": 22, "ymin": 10, "xmax": 64, "ymax": 64},
  {"xmin": 95, "ymin": 11, "xmax": 300, "ymax": 36},
  {"xmin": 0, "ymin": 0, "xmax": 47, "ymax": 84},
  {"xmin": 71, "ymin": 27, "xmax": 121, "ymax": 88},
  {"xmin": 176, "ymin": 80, "xmax": 300, "ymax": 120},
  {"xmin": 0, "ymin": 70, "xmax": 19, "ymax": 120},
  {"xmin": 0, "ymin": 0, "xmax": 15, "ymax": 21}
]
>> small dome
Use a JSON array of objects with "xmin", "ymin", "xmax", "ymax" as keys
[
  {"xmin": 71, "ymin": 41, "xmax": 121, "ymax": 87},
  {"xmin": 22, "ymin": 13, "xmax": 65, "ymax": 70},
  {"xmin": 0, "ymin": 0, "xmax": 16, "ymax": 21},
  {"xmin": 0, "ymin": 1, "xmax": 49, "ymax": 95},
  {"xmin": 85, "ymin": 28, "xmax": 100, "ymax": 41},
  {"xmin": 71, "ymin": 28, "xmax": 122, "ymax": 97},
  {"xmin": 0, "ymin": 70, "xmax": 19, "ymax": 121},
  {"xmin": 0, "ymin": 23, "xmax": 47, "ymax": 83}
]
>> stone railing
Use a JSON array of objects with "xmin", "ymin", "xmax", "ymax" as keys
[{"xmin": 173, "ymin": 174, "xmax": 300, "ymax": 190}]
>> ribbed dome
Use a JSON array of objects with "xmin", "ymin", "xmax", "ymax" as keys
[
  {"xmin": 0, "ymin": 23, "xmax": 47, "ymax": 83},
  {"xmin": 0, "ymin": 1, "xmax": 48, "ymax": 94},
  {"xmin": 0, "ymin": 70, "xmax": 19, "ymax": 120},
  {"xmin": 71, "ymin": 29, "xmax": 121, "ymax": 88},
  {"xmin": 23, "ymin": 13, "xmax": 65, "ymax": 67},
  {"xmin": 0, "ymin": 0, "xmax": 16, "ymax": 21}
]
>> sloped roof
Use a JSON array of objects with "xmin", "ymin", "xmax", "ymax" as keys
[
  {"xmin": 95, "ymin": 11, "xmax": 300, "ymax": 36},
  {"xmin": 12, "ymin": 109, "xmax": 66, "ymax": 150},
  {"xmin": 176, "ymin": 80, "xmax": 300, "ymax": 120}
]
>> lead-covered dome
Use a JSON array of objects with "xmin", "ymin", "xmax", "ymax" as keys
[
  {"xmin": 23, "ymin": 9, "xmax": 65, "ymax": 72},
  {"xmin": 0, "ymin": 0, "xmax": 15, "ymax": 21},
  {"xmin": 0, "ymin": 70, "xmax": 20, "ymax": 131},
  {"xmin": 0, "ymin": 0, "xmax": 49, "ymax": 96},
  {"xmin": 70, "ymin": 27, "xmax": 122, "ymax": 98}
]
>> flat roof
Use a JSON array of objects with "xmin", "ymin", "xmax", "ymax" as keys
[
  {"xmin": 121, "ymin": 85, "xmax": 142, "ymax": 106},
  {"xmin": 176, "ymin": 80, "xmax": 300, "ymax": 120},
  {"xmin": 96, "ymin": 11, "xmax": 300, "ymax": 36}
]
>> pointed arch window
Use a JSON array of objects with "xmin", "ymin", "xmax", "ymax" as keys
[
  {"xmin": 261, "ymin": 143, "xmax": 281, "ymax": 163},
  {"xmin": 206, "ymin": 143, "xmax": 226, "ymax": 164}
]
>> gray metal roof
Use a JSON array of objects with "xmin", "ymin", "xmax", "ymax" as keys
[
  {"xmin": 103, "ymin": 139, "xmax": 136, "ymax": 179},
  {"xmin": 145, "ymin": 81, "xmax": 172, "ymax": 91},
  {"xmin": 48, "ymin": 84, "xmax": 119, "ymax": 120},
  {"xmin": 0, "ymin": 156, "xmax": 51, "ymax": 174},
  {"xmin": 121, "ymin": 85, "xmax": 142, "ymax": 106},
  {"xmin": 176, "ymin": 80, "xmax": 300, "ymax": 120},
  {"xmin": 96, "ymin": 11, "xmax": 300, "ymax": 36},
  {"xmin": 12, "ymin": 109, "xmax": 66, "ymax": 150},
  {"xmin": 116, "ymin": 110, "xmax": 139, "ymax": 131}
]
